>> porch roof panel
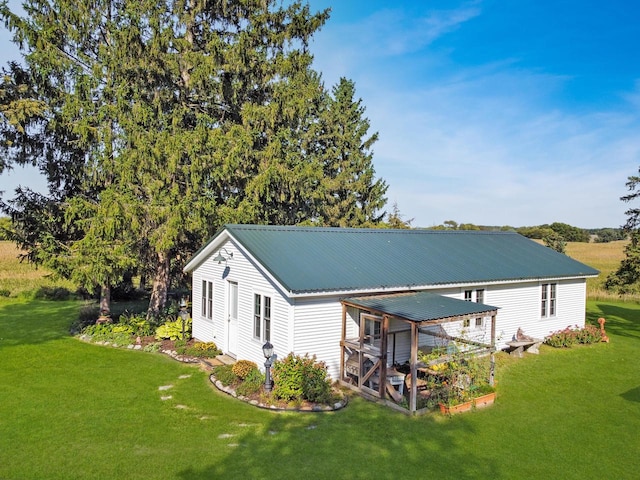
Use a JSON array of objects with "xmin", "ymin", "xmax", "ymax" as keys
[{"xmin": 342, "ymin": 291, "xmax": 499, "ymax": 323}]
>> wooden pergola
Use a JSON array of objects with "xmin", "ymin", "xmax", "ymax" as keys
[{"xmin": 339, "ymin": 291, "xmax": 499, "ymax": 415}]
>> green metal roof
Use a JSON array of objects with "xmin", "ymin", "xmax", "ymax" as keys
[
  {"xmin": 343, "ymin": 291, "xmax": 499, "ymax": 323},
  {"xmin": 191, "ymin": 224, "xmax": 599, "ymax": 295}
]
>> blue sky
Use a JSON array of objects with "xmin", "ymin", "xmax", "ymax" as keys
[{"xmin": 2, "ymin": 0, "xmax": 640, "ymax": 228}]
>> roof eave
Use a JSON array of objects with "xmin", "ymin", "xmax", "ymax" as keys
[{"xmin": 288, "ymin": 274, "xmax": 599, "ymax": 298}]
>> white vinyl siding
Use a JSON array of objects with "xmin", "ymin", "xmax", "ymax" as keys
[
  {"xmin": 292, "ymin": 297, "xmax": 345, "ymax": 379},
  {"xmin": 190, "ymin": 240, "xmax": 291, "ymax": 369},
  {"xmin": 190, "ymin": 238, "xmax": 590, "ymax": 380}
]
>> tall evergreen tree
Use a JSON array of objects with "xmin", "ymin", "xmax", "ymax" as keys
[
  {"xmin": 1, "ymin": 1, "xmax": 391, "ymax": 317},
  {"xmin": 316, "ymin": 77, "xmax": 387, "ymax": 226},
  {"xmin": 0, "ymin": 0, "xmax": 347, "ymax": 316}
]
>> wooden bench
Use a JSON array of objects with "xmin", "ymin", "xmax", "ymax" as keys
[{"xmin": 505, "ymin": 339, "xmax": 542, "ymax": 357}]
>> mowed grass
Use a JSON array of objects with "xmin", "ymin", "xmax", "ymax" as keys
[
  {"xmin": 0, "ymin": 241, "xmax": 76, "ymax": 297},
  {"xmin": 1, "ymin": 239, "xmax": 639, "ymax": 479},
  {"xmin": 1, "ymin": 297, "xmax": 639, "ymax": 479}
]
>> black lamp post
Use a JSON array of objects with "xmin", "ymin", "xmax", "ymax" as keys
[
  {"xmin": 262, "ymin": 341, "xmax": 274, "ymax": 393},
  {"xmin": 179, "ymin": 297, "xmax": 189, "ymax": 340}
]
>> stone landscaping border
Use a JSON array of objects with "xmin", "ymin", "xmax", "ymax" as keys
[{"xmin": 209, "ymin": 373, "xmax": 349, "ymax": 412}]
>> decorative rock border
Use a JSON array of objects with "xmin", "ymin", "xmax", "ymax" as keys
[
  {"xmin": 209, "ymin": 374, "xmax": 348, "ymax": 412},
  {"xmin": 77, "ymin": 335, "xmax": 209, "ymax": 363}
]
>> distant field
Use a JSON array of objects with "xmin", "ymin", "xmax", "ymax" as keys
[
  {"xmin": 0, "ymin": 241, "xmax": 76, "ymax": 297},
  {"xmin": 565, "ymin": 240, "xmax": 630, "ymax": 300}
]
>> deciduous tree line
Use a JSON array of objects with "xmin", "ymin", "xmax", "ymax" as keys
[{"xmin": 0, "ymin": 0, "xmax": 388, "ymax": 317}]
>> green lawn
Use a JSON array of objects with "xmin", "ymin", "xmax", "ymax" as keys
[{"xmin": 1, "ymin": 298, "xmax": 639, "ymax": 479}]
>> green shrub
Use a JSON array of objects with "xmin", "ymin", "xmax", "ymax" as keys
[
  {"xmin": 236, "ymin": 369, "xmax": 265, "ymax": 397},
  {"xmin": 212, "ymin": 364, "xmax": 238, "ymax": 386},
  {"xmin": 271, "ymin": 353, "xmax": 332, "ymax": 404},
  {"xmin": 232, "ymin": 360, "xmax": 258, "ymax": 380},
  {"xmin": 0, "ymin": 288, "xmax": 10, "ymax": 297},
  {"xmin": 35, "ymin": 286, "xmax": 72, "ymax": 301},
  {"xmin": 81, "ymin": 323, "xmax": 132, "ymax": 346}
]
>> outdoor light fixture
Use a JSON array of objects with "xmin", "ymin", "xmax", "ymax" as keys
[
  {"xmin": 212, "ymin": 247, "xmax": 234, "ymax": 264},
  {"xmin": 262, "ymin": 341, "xmax": 274, "ymax": 393},
  {"xmin": 179, "ymin": 297, "xmax": 189, "ymax": 340}
]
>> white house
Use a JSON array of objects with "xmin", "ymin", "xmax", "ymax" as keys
[{"xmin": 183, "ymin": 224, "xmax": 598, "ymax": 412}]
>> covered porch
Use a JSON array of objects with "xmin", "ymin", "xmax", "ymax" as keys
[{"xmin": 339, "ymin": 291, "xmax": 499, "ymax": 415}]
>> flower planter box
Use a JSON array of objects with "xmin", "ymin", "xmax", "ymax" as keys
[
  {"xmin": 439, "ymin": 400, "xmax": 473, "ymax": 415},
  {"xmin": 473, "ymin": 391, "xmax": 496, "ymax": 409}
]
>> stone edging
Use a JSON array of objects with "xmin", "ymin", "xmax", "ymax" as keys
[
  {"xmin": 209, "ymin": 374, "xmax": 348, "ymax": 412},
  {"xmin": 76, "ymin": 335, "xmax": 204, "ymax": 364}
]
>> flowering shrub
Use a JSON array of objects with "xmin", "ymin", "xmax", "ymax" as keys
[
  {"xmin": 545, "ymin": 325, "xmax": 603, "ymax": 348},
  {"xmin": 232, "ymin": 360, "xmax": 259, "ymax": 379}
]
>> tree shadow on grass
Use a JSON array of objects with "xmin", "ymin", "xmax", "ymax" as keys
[
  {"xmin": 588, "ymin": 303, "xmax": 640, "ymax": 341},
  {"xmin": 0, "ymin": 299, "xmax": 79, "ymax": 347},
  {"xmin": 620, "ymin": 386, "xmax": 640, "ymax": 403},
  {"xmin": 176, "ymin": 397, "xmax": 502, "ymax": 480}
]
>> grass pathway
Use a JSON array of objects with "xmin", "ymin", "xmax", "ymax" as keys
[{"xmin": 1, "ymin": 298, "xmax": 639, "ymax": 479}]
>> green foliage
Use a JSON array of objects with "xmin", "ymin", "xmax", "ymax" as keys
[
  {"xmin": 212, "ymin": 364, "xmax": 238, "ymax": 386},
  {"xmin": 592, "ymin": 228, "xmax": 626, "ymax": 243},
  {"xmin": 543, "ymin": 231, "xmax": 567, "ymax": 254},
  {"xmin": 545, "ymin": 325, "xmax": 603, "ymax": 348},
  {"xmin": 232, "ymin": 360, "xmax": 259, "ymax": 380},
  {"xmin": 517, "ymin": 225, "xmax": 556, "ymax": 239},
  {"xmin": 33, "ymin": 286, "xmax": 73, "ymax": 301},
  {"xmin": 155, "ymin": 318, "xmax": 191, "ymax": 341},
  {"xmin": 549, "ymin": 222, "xmax": 589, "ymax": 242},
  {"xmin": 0, "ymin": 217, "xmax": 12, "ymax": 240},
  {"xmin": 235, "ymin": 369, "xmax": 266, "ymax": 397},
  {"xmin": 431, "ymin": 354, "xmax": 493, "ymax": 407},
  {"xmin": 117, "ymin": 312, "xmax": 156, "ymax": 337},
  {"xmin": 385, "ymin": 202, "xmax": 413, "ymax": 229},
  {"xmin": 142, "ymin": 342, "xmax": 161, "ymax": 353},
  {"xmin": 271, "ymin": 353, "xmax": 332, "ymax": 403},
  {"xmin": 605, "ymin": 231, "xmax": 640, "ymax": 294},
  {"xmin": 81, "ymin": 323, "xmax": 132, "ymax": 346},
  {"xmin": 0, "ymin": 0, "xmax": 391, "ymax": 319},
  {"xmin": 314, "ymin": 77, "xmax": 388, "ymax": 227},
  {"xmin": 183, "ymin": 342, "xmax": 220, "ymax": 358}
]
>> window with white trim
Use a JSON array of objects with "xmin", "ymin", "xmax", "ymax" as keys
[
  {"xmin": 201, "ymin": 280, "xmax": 213, "ymax": 319},
  {"xmin": 254, "ymin": 293, "xmax": 272, "ymax": 341},
  {"xmin": 541, "ymin": 283, "xmax": 557, "ymax": 317},
  {"xmin": 463, "ymin": 289, "xmax": 486, "ymax": 328}
]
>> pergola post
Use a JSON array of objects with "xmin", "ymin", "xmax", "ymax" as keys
[
  {"xmin": 489, "ymin": 312, "xmax": 497, "ymax": 386},
  {"xmin": 410, "ymin": 322, "xmax": 418, "ymax": 414},
  {"xmin": 379, "ymin": 315, "xmax": 389, "ymax": 398},
  {"xmin": 340, "ymin": 304, "xmax": 347, "ymax": 381}
]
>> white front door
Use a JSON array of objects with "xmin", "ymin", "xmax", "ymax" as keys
[{"xmin": 226, "ymin": 281, "xmax": 238, "ymax": 356}]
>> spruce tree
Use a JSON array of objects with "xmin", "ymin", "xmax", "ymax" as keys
[{"xmin": 316, "ymin": 77, "xmax": 387, "ymax": 226}]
